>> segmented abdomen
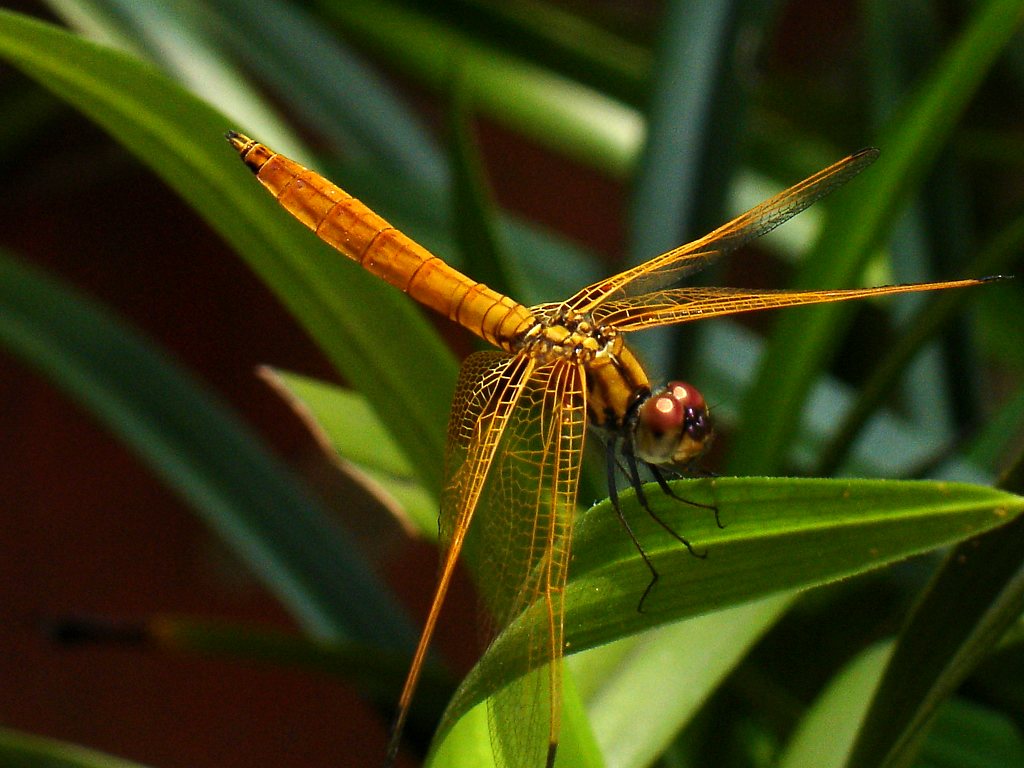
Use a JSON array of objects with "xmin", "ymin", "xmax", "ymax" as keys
[{"xmin": 228, "ymin": 133, "xmax": 534, "ymax": 349}]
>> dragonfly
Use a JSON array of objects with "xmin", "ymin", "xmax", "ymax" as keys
[{"xmin": 227, "ymin": 131, "xmax": 988, "ymax": 768}]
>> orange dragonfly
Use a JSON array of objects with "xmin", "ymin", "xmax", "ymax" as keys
[{"xmin": 227, "ymin": 131, "xmax": 987, "ymax": 768}]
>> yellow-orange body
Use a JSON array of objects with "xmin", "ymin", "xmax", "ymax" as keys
[{"xmin": 231, "ymin": 137, "xmax": 535, "ymax": 350}]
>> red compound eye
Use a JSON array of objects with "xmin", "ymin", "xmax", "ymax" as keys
[
  {"xmin": 665, "ymin": 381, "xmax": 705, "ymax": 410},
  {"xmin": 640, "ymin": 392, "xmax": 684, "ymax": 436},
  {"xmin": 634, "ymin": 381, "xmax": 712, "ymax": 466}
]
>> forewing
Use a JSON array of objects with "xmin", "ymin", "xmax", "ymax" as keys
[
  {"xmin": 440, "ymin": 359, "xmax": 587, "ymax": 768},
  {"xmin": 563, "ymin": 149, "xmax": 880, "ymax": 313},
  {"xmin": 591, "ymin": 279, "xmax": 988, "ymax": 332}
]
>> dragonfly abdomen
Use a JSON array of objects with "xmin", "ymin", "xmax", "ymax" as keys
[{"xmin": 227, "ymin": 132, "xmax": 534, "ymax": 348}]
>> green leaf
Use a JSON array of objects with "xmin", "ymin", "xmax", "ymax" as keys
[
  {"xmin": 417, "ymin": 0, "xmax": 651, "ymax": 107},
  {"xmin": 0, "ymin": 250, "xmax": 409, "ymax": 645},
  {"xmin": 438, "ymin": 477, "xmax": 1022, "ymax": 745},
  {"xmin": 627, "ymin": 0, "xmax": 751, "ymax": 370},
  {"xmin": 629, "ymin": 0, "xmax": 745, "ymax": 263},
  {"xmin": 779, "ymin": 641, "xmax": 893, "ymax": 768},
  {"xmin": 0, "ymin": 8, "xmax": 458, "ymax": 498},
  {"xmin": 262, "ymin": 368, "xmax": 439, "ymax": 537},
  {"xmin": 727, "ymin": 0, "xmax": 1024, "ymax": 475},
  {"xmin": 578, "ymin": 595, "xmax": 788, "ymax": 768},
  {"xmin": 426, "ymin": 667, "xmax": 604, "ymax": 768},
  {"xmin": 0, "ymin": 728, "xmax": 153, "ymax": 768},
  {"xmin": 446, "ymin": 75, "xmax": 520, "ymax": 301},
  {"xmin": 200, "ymin": 0, "xmax": 446, "ymax": 185},
  {"xmin": 149, "ymin": 614, "xmax": 454, "ymax": 717},
  {"xmin": 45, "ymin": 0, "xmax": 304, "ymax": 157},
  {"xmin": 814, "ymin": 211, "xmax": 1024, "ymax": 476},
  {"xmin": 918, "ymin": 698, "xmax": 1024, "ymax": 767}
]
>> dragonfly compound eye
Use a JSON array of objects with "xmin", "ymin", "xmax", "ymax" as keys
[{"xmin": 634, "ymin": 381, "xmax": 712, "ymax": 466}]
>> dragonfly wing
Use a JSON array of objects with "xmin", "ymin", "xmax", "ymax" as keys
[
  {"xmin": 439, "ymin": 359, "xmax": 587, "ymax": 768},
  {"xmin": 592, "ymin": 278, "xmax": 990, "ymax": 332},
  {"xmin": 564, "ymin": 149, "xmax": 880, "ymax": 312},
  {"xmin": 439, "ymin": 351, "xmax": 536, "ymax": 562},
  {"xmin": 388, "ymin": 351, "xmax": 533, "ymax": 766}
]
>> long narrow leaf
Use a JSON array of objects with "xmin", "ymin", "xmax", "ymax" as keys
[
  {"xmin": 436, "ymin": 477, "xmax": 1022, "ymax": 745},
  {"xmin": 629, "ymin": 0, "xmax": 743, "ymax": 264},
  {"xmin": 44, "ymin": 0, "xmax": 304, "ymax": 157},
  {"xmin": 202, "ymin": 0, "xmax": 446, "ymax": 186},
  {"xmin": 816, "ymin": 216, "xmax": 1024, "ymax": 476},
  {"xmin": 844, "ymin": 476, "xmax": 1024, "ymax": 768}
]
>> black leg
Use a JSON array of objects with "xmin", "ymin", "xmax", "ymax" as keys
[
  {"xmin": 605, "ymin": 438, "xmax": 660, "ymax": 613},
  {"xmin": 628, "ymin": 455, "xmax": 706, "ymax": 560},
  {"xmin": 650, "ymin": 465, "xmax": 723, "ymax": 529}
]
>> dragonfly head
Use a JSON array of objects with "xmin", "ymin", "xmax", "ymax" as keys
[{"xmin": 633, "ymin": 381, "xmax": 712, "ymax": 468}]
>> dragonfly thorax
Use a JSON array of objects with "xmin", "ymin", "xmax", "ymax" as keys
[{"xmin": 515, "ymin": 307, "xmax": 622, "ymax": 365}]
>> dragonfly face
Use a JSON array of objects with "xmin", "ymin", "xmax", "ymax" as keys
[
  {"xmin": 226, "ymin": 130, "xmax": 991, "ymax": 768},
  {"xmin": 632, "ymin": 380, "xmax": 712, "ymax": 467}
]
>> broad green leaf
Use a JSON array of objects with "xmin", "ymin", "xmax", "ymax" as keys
[
  {"xmin": 429, "ymin": 701, "xmax": 496, "ymax": 768},
  {"xmin": 0, "ymin": 8, "xmax": 458, "ymax": 498},
  {"xmin": 728, "ymin": 0, "xmax": 1024, "ymax": 475},
  {"xmin": 0, "ymin": 728, "xmax": 152, "ymax": 768},
  {"xmin": 0, "ymin": 250, "xmax": 409, "ymax": 645},
  {"xmin": 427, "ymin": 666, "xmax": 604, "ymax": 768},
  {"xmin": 439, "ymin": 477, "xmax": 1021, "ymax": 738}
]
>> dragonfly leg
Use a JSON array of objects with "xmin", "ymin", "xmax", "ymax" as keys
[
  {"xmin": 650, "ymin": 465, "xmax": 723, "ymax": 529},
  {"xmin": 605, "ymin": 439, "xmax": 660, "ymax": 613},
  {"xmin": 624, "ymin": 450, "xmax": 706, "ymax": 561}
]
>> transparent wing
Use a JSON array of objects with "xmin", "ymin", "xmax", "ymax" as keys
[
  {"xmin": 387, "ymin": 351, "xmax": 533, "ymax": 767},
  {"xmin": 563, "ymin": 149, "xmax": 880, "ymax": 313},
  {"xmin": 439, "ymin": 359, "xmax": 587, "ymax": 768},
  {"xmin": 590, "ymin": 278, "xmax": 989, "ymax": 332}
]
